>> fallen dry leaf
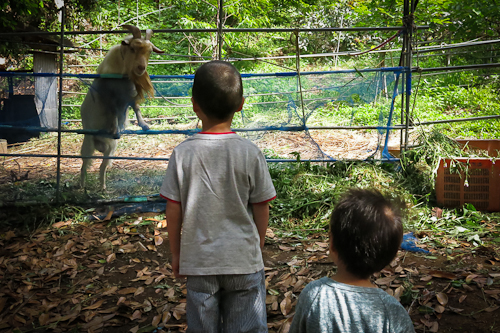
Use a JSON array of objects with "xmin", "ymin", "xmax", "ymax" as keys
[
  {"xmin": 393, "ymin": 286, "xmax": 404, "ymax": 301},
  {"xmin": 137, "ymin": 242, "xmax": 148, "ymax": 251},
  {"xmin": 143, "ymin": 300, "xmax": 153, "ymax": 312},
  {"xmin": 279, "ymin": 245, "xmax": 294, "ymax": 251},
  {"xmin": 429, "ymin": 321, "xmax": 439, "ymax": 332},
  {"xmin": 280, "ymin": 316, "xmax": 293, "ymax": 333},
  {"xmin": 101, "ymin": 286, "xmax": 118, "ymax": 296},
  {"xmin": 130, "ymin": 310, "xmax": 142, "ymax": 321},
  {"xmin": 82, "ymin": 313, "xmax": 115, "ymax": 330},
  {"xmin": 266, "ymin": 295, "xmax": 278, "ymax": 305},
  {"xmin": 107, "ymin": 253, "xmax": 116, "ymax": 263},
  {"xmin": 172, "ymin": 303, "xmax": 187, "ymax": 320},
  {"xmin": 280, "ymin": 296, "xmax": 292, "ymax": 316},
  {"xmin": 134, "ymin": 286, "xmax": 145, "ymax": 296},
  {"xmin": 52, "ymin": 221, "xmax": 72, "ymax": 228},
  {"xmin": 83, "ymin": 299, "xmax": 105, "ymax": 310},
  {"xmin": 162, "ymin": 311, "xmax": 172, "ymax": 325},
  {"xmin": 428, "ymin": 270, "xmax": 456, "ymax": 280},
  {"xmin": 65, "ymin": 239, "xmax": 76, "ymax": 251},
  {"xmin": 39, "ymin": 313, "xmax": 50, "ymax": 326},
  {"xmin": 152, "ymin": 314, "xmax": 161, "ymax": 327},
  {"xmin": 374, "ymin": 276, "xmax": 396, "ymax": 286},
  {"xmin": 118, "ymin": 287, "xmax": 137, "ymax": 295},
  {"xmin": 13, "ymin": 315, "xmax": 26, "ymax": 325},
  {"xmin": 155, "ymin": 235, "xmax": 163, "ymax": 246},
  {"xmin": 118, "ymin": 243, "xmax": 137, "ymax": 254},
  {"xmin": 484, "ymin": 305, "xmax": 500, "ymax": 312},
  {"xmin": 459, "ymin": 295, "xmax": 467, "ymax": 303},
  {"xmin": 293, "ymin": 276, "xmax": 307, "ymax": 292},
  {"xmin": 3, "ymin": 230, "xmax": 16, "ymax": 240},
  {"xmin": 466, "ymin": 274, "xmax": 478, "ymax": 283},
  {"xmin": 434, "ymin": 304, "xmax": 445, "ymax": 313},
  {"xmin": 436, "ymin": 292, "xmax": 448, "ymax": 306}
]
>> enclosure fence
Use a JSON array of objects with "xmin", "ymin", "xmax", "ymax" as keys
[{"xmin": 1, "ymin": 0, "xmax": 499, "ymax": 205}]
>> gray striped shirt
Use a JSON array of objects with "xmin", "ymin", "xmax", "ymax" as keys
[{"xmin": 290, "ymin": 277, "xmax": 415, "ymax": 333}]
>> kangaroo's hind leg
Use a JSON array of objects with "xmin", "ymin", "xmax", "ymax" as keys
[{"xmin": 80, "ymin": 134, "xmax": 95, "ymax": 189}]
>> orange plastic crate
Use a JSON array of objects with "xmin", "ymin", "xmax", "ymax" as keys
[
  {"xmin": 436, "ymin": 158, "xmax": 500, "ymax": 212},
  {"xmin": 455, "ymin": 139, "xmax": 500, "ymax": 157}
]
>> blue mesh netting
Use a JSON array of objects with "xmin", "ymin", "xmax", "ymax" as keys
[
  {"xmin": 0, "ymin": 67, "xmax": 407, "ymax": 160},
  {"xmin": 148, "ymin": 67, "xmax": 406, "ymax": 160}
]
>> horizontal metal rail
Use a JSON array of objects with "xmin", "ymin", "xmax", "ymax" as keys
[
  {"xmin": 0, "ymin": 152, "xmax": 401, "ymax": 164},
  {"xmin": 0, "ymin": 67, "xmax": 407, "ymax": 79},
  {"xmin": 413, "ymin": 63, "xmax": 500, "ymax": 73},
  {"xmin": 415, "ymin": 115, "xmax": 500, "ymax": 125},
  {"xmin": 0, "ymin": 26, "xmax": 430, "ymax": 38},
  {"xmin": 3, "ymin": 115, "xmax": 498, "ymax": 136},
  {"xmin": 416, "ymin": 39, "xmax": 500, "ymax": 54},
  {"xmin": 62, "ymin": 116, "xmax": 198, "ymax": 122}
]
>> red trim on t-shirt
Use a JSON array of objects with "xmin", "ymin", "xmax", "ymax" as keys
[
  {"xmin": 199, "ymin": 131, "xmax": 236, "ymax": 134},
  {"xmin": 253, "ymin": 196, "xmax": 276, "ymax": 204},
  {"xmin": 160, "ymin": 194, "xmax": 181, "ymax": 204}
]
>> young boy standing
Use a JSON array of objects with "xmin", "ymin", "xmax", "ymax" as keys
[
  {"xmin": 160, "ymin": 60, "xmax": 276, "ymax": 333},
  {"xmin": 289, "ymin": 188, "xmax": 415, "ymax": 333}
]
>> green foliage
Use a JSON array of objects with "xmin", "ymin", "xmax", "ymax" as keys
[
  {"xmin": 410, "ymin": 80, "xmax": 500, "ymax": 139},
  {"xmin": 0, "ymin": 0, "xmax": 97, "ymax": 58},
  {"xmin": 268, "ymin": 158, "xmax": 407, "ymax": 230}
]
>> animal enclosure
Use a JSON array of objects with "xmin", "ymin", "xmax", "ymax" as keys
[
  {"xmin": 6, "ymin": 0, "xmax": 490, "ymax": 206},
  {"xmin": 0, "ymin": 67, "xmax": 407, "ymax": 205}
]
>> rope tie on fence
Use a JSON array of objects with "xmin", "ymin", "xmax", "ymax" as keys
[{"xmin": 403, "ymin": 13, "xmax": 416, "ymax": 34}]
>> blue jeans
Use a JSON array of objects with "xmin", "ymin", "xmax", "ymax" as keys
[{"xmin": 186, "ymin": 270, "xmax": 268, "ymax": 333}]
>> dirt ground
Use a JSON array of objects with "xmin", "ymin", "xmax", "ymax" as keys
[
  {"xmin": 0, "ymin": 212, "xmax": 499, "ymax": 333},
  {"xmin": 0, "ymin": 128, "xmax": 402, "ymax": 186}
]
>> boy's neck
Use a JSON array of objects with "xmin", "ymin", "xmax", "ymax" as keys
[
  {"xmin": 200, "ymin": 116, "xmax": 234, "ymax": 133},
  {"xmin": 331, "ymin": 266, "xmax": 375, "ymax": 288},
  {"xmin": 201, "ymin": 121, "xmax": 233, "ymax": 133}
]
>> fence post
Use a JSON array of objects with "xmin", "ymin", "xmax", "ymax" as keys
[
  {"xmin": 217, "ymin": 0, "xmax": 224, "ymax": 60},
  {"xmin": 56, "ymin": 5, "xmax": 65, "ymax": 203}
]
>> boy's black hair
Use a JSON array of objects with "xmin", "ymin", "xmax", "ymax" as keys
[
  {"xmin": 192, "ymin": 60, "xmax": 243, "ymax": 121},
  {"xmin": 330, "ymin": 188, "xmax": 403, "ymax": 279}
]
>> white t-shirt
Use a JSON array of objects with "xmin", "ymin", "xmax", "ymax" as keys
[{"xmin": 160, "ymin": 132, "xmax": 276, "ymax": 275}]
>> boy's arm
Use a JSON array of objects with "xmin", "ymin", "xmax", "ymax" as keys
[
  {"xmin": 251, "ymin": 202, "xmax": 269, "ymax": 249},
  {"xmin": 165, "ymin": 200, "xmax": 183, "ymax": 278}
]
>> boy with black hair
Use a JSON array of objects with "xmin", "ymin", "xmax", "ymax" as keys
[
  {"xmin": 289, "ymin": 188, "xmax": 415, "ymax": 333},
  {"xmin": 160, "ymin": 60, "xmax": 276, "ymax": 333}
]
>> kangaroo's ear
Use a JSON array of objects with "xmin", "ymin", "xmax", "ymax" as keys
[{"xmin": 121, "ymin": 39, "xmax": 131, "ymax": 46}]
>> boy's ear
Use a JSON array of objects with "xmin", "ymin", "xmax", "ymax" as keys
[
  {"xmin": 329, "ymin": 232, "xmax": 338, "ymax": 263},
  {"xmin": 191, "ymin": 97, "xmax": 201, "ymax": 115},
  {"xmin": 235, "ymin": 96, "xmax": 245, "ymax": 112}
]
